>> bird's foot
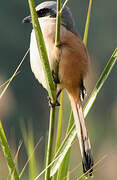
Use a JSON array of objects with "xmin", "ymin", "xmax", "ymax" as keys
[{"xmin": 48, "ymin": 97, "xmax": 60, "ymax": 108}]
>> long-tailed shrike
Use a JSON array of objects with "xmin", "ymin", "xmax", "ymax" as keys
[{"xmin": 23, "ymin": 1, "xmax": 94, "ymax": 176}]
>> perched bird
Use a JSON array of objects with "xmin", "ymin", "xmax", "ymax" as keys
[{"xmin": 23, "ymin": 1, "xmax": 93, "ymax": 176}]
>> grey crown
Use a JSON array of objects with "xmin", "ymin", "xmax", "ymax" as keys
[{"xmin": 36, "ymin": 1, "xmax": 76, "ymax": 34}]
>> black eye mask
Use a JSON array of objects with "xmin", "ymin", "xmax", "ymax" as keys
[{"xmin": 36, "ymin": 8, "xmax": 56, "ymax": 18}]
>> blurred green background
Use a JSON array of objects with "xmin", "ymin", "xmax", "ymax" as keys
[{"xmin": 0, "ymin": 0, "xmax": 117, "ymax": 179}]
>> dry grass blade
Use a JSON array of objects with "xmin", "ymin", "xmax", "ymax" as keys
[
  {"xmin": 34, "ymin": 153, "xmax": 64, "ymax": 180},
  {"xmin": 19, "ymin": 136, "xmax": 43, "ymax": 178},
  {"xmin": 63, "ymin": 163, "xmax": 81, "ymax": 180},
  {"xmin": 14, "ymin": 141, "xmax": 23, "ymax": 165}
]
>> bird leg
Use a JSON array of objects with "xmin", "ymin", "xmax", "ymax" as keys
[{"xmin": 47, "ymin": 89, "xmax": 62, "ymax": 107}]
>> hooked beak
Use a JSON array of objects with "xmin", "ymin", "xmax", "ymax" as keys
[{"xmin": 22, "ymin": 15, "xmax": 32, "ymax": 23}]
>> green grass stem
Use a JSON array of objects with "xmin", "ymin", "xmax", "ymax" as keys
[
  {"xmin": 55, "ymin": 0, "xmax": 61, "ymax": 47},
  {"xmin": 56, "ymin": 112, "xmax": 74, "ymax": 180},
  {"xmin": 0, "ymin": 121, "xmax": 19, "ymax": 180},
  {"xmin": 83, "ymin": 48, "xmax": 117, "ymax": 116},
  {"xmin": 83, "ymin": 0, "xmax": 92, "ymax": 45},
  {"xmin": 52, "ymin": 91, "xmax": 63, "ymax": 180},
  {"xmin": 45, "ymin": 107, "xmax": 56, "ymax": 180},
  {"xmin": 60, "ymin": 0, "xmax": 69, "ymax": 14},
  {"xmin": 55, "ymin": 91, "xmax": 63, "ymax": 153}
]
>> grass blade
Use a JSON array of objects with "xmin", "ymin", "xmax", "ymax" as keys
[
  {"xmin": 45, "ymin": 107, "xmax": 56, "ymax": 179},
  {"xmin": 28, "ymin": 125, "xmax": 37, "ymax": 180},
  {"xmin": 0, "ymin": 121, "xmax": 19, "ymax": 180},
  {"xmin": 55, "ymin": 0, "xmax": 61, "ymax": 47},
  {"xmin": 60, "ymin": 0, "xmax": 69, "ymax": 14},
  {"xmin": 51, "ymin": 122, "xmax": 76, "ymax": 177},
  {"xmin": 50, "ymin": 48, "xmax": 117, "ymax": 177},
  {"xmin": 83, "ymin": 0, "xmax": 92, "ymax": 45},
  {"xmin": 0, "ymin": 48, "xmax": 29, "ymax": 99},
  {"xmin": 19, "ymin": 136, "xmax": 42, "ymax": 178},
  {"xmin": 55, "ymin": 91, "xmax": 63, "ymax": 153},
  {"xmin": 34, "ymin": 153, "xmax": 63, "ymax": 180},
  {"xmin": 56, "ymin": 113, "xmax": 74, "ymax": 180},
  {"xmin": 0, "ymin": 71, "xmax": 20, "ymax": 90},
  {"xmin": 84, "ymin": 48, "xmax": 117, "ymax": 117}
]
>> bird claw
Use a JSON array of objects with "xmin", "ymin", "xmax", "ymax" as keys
[{"xmin": 47, "ymin": 96, "xmax": 60, "ymax": 107}]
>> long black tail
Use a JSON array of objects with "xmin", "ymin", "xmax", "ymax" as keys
[{"xmin": 70, "ymin": 99, "xmax": 94, "ymax": 176}]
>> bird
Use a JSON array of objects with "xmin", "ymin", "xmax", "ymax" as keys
[{"xmin": 23, "ymin": 1, "xmax": 94, "ymax": 176}]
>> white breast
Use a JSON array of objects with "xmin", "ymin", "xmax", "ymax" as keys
[
  {"xmin": 30, "ymin": 18, "xmax": 56, "ymax": 90},
  {"xmin": 30, "ymin": 29, "xmax": 48, "ymax": 89}
]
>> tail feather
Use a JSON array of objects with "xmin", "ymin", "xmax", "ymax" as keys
[{"xmin": 70, "ymin": 98, "xmax": 94, "ymax": 176}]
